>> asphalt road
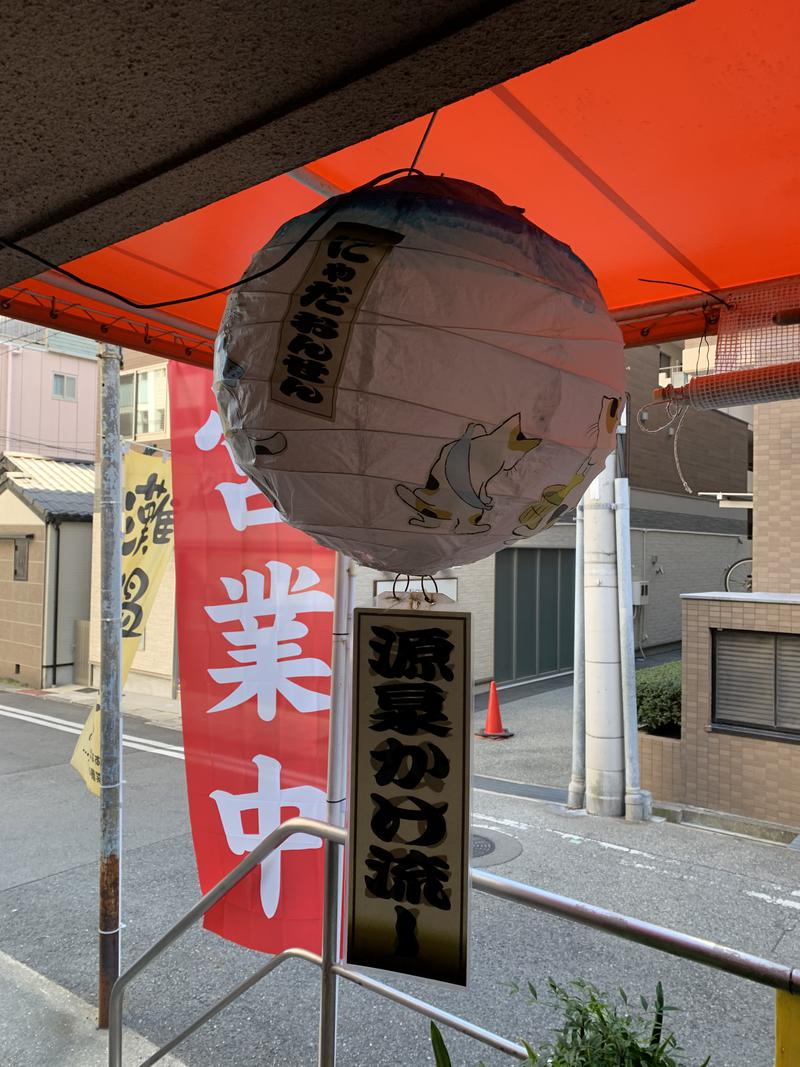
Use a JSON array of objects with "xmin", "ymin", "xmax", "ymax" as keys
[{"xmin": 2, "ymin": 689, "xmax": 798, "ymax": 1067}]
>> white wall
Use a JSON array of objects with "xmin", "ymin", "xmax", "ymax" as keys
[
  {"xmin": 43, "ymin": 521, "xmax": 93, "ymax": 686},
  {"xmin": 354, "ymin": 555, "xmax": 496, "ymax": 682}
]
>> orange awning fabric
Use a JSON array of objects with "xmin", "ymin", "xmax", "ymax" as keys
[{"xmin": 3, "ymin": 0, "xmax": 798, "ymax": 365}]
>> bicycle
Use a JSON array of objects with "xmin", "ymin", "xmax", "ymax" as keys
[{"xmin": 724, "ymin": 557, "xmax": 753, "ymax": 594}]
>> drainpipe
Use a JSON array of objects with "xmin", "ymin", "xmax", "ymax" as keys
[
  {"xmin": 567, "ymin": 501, "xmax": 585, "ymax": 809},
  {"xmin": 614, "ymin": 479, "xmax": 651, "ymax": 822},
  {"xmin": 51, "ymin": 521, "xmax": 61, "ymax": 686}
]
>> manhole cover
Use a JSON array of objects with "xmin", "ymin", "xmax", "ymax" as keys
[
  {"xmin": 470, "ymin": 827, "xmax": 524, "ymax": 869},
  {"xmin": 472, "ymin": 833, "xmax": 497, "ymax": 859}
]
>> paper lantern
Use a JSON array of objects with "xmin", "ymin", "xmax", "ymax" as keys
[{"xmin": 214, "ymin": 174, "xmax": 624, "ymax": 574}]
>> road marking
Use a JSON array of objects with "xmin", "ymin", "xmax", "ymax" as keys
[
  {"xmin": 0, "ymin": 704, "xmax": 185, "ymax": 760},
  {"xmin": 746, "ymin": 891, "xmax": 800, "ymax": 912}
]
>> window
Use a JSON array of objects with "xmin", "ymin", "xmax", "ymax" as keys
[
  {"xmin": 53, "ymin": 372, "xmax": 76, "ymax": 400},
  {"xmin": 13, "ymin": 538, "xmax": 29, "ymax": 581},
  {"xmin": 136, "ymin": 367, "xmax": 167, "ymax": 436},
  {"xmin": 120, "ymin": 373, "xmax": 135, "ymax": 438},
  {"xmin": 713, "ymin": 630, "xmax": 800, "ymax": 737},
  {"xmin": 119, "ymin": 366, "xmax": 168, "ymax": 440}
]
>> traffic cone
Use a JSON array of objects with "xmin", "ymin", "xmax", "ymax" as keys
[{"xmin": 476, "ymin": 680, "xmax": 513, "ymax": 739}]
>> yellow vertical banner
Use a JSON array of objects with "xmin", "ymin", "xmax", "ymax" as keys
[
  {"xmin": 71, "ymin": 448, "xmax": 174, "ymax": 794},
  {"xmin": 776, "ymin": 990, "xmax": 800, "ymax": 1067}
]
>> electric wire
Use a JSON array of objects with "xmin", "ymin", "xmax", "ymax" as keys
[
  {"xmin": 409, "ymin": 111, "xmax": 438, "ymax": 172},
  {"xmin": 637, "ymin": 277, "xmax": 732, "ymax": 309},
  {"xmin": 0, "ymin": 168, "xmax": 422, "ymax": 313}
]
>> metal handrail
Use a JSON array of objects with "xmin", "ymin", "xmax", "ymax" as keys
[
  {"xmin": 108, "ymin": 818, "xmax": 345, "ymax": 1067},
  {"xmin": 473, "ymin": 869, "xmax": 800, "ymax": 993},
  {"xmin": 110, "ymin": 820, "xmax": 800, "ymax": 1067}
]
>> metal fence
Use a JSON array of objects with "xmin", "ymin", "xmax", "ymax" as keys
[{"xmin": 108, "ymin": 817, "xmax": 800, "ymax": 1067}]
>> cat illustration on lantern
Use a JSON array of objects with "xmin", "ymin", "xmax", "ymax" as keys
[
  {"xmin": 395, "ymin": 414, "xmax": 541, "ymax": 533},
  {"xmin": 512, "ymin": 395, "xmax": 622, "ymax": 537}
]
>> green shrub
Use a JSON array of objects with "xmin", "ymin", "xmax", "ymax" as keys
[
  {"xmin": 430, "ymin": 979, "xmax": 710, "ymax": 1066},
  {"xmin": 636, "ymin": 660, "xmax": 681, "ymax": 737}
]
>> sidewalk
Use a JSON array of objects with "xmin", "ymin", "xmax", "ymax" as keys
[
  {"xmin": 0, "ymin": 950, "xmax": 186, "ymax": 1067},
  {"xmin": 1, "ymin": 681, "xmax": 183, "ymax": 732}
]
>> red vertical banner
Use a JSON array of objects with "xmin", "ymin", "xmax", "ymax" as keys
[{"xmin": 168, "ymin": 361, "xmax": 335, "ymax": 953}]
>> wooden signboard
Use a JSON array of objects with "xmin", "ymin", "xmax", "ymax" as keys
[{"xmin": 347, "ymin": 608, "xmax": 471, "ymax": 985}]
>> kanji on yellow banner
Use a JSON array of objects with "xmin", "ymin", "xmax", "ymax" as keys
[{"xmin": 71, "ymin": 448, "xmax": 174, "ymax": 794}]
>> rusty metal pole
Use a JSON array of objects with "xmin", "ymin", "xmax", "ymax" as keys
[{"xmin": 98, "ymin": 343, "xmax": 123, "ymax": 1028}]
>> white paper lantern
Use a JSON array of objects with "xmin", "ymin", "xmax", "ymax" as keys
[{"xmin": 214, "ymin": 174, "xmax": 624, "ymax": 574}]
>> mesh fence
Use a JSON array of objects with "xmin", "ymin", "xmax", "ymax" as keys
[{"xmin": 716, "ymin": 277, "xmax": 800, "ymax": 372}]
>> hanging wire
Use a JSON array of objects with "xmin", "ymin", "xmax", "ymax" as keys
[
  {"xmin": 672, "ymin": 406, "xmax": 692, "ymax": 494},
  {"xmin": 0, "ymin": 168, "xmax": 423, "ymax": 313},
  {"xmin": 637, "ymin": 277, "xmax": 732, "ymax": 309},
  {"xmin": 409, "ymin": 111, "xmax": 438, "ymax": 173},
  {"xmin": 636, "ymin": 399, "xmax": 680, "ymax": 434}
]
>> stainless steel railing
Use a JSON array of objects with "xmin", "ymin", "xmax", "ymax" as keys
[{"xmin": 109, "ymin": 819, "xmax": 800, "ymax": 1067}]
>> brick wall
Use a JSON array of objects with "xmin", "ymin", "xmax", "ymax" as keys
[
  {"xmin": 638, "ymin": 732, "xmax": 683, "ymax": 803},
  {"xmin": 0, "ymin": 529, "xmax": 45, "ymax": 686},
  {"xmin": 652, "ymin": 593, "xmax": 800, "ymax": 828},
  {"xmin": 752, "ymin": 400, "xmax": 800, "ymax": 593}
]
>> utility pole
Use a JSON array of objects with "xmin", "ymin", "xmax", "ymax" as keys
[
  {"xmin": 98, "ymin": 343, "xmax": 123, "ymax": 1028},
  {"xmin": 583, "ymin": 452, "xmax": 624, "ymax": 817}
]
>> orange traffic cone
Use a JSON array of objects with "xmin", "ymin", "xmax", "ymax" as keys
[{"xmin": 476, "ymin": 680, "xmax": 513, "ymax": 739}]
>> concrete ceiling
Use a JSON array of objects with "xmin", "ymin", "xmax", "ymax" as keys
[{"xmin": 1, "ymin": 0, "xmax": 688, "ymax": 289}]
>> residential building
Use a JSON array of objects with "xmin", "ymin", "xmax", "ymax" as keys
[
  {"xmin": 0, "ymin": 317, "xmax": 99, "ymax": 461},
  {"xmin": 89, "ymin": 342, "xmax": 752, "ymax": 698},
  {"xmin": 643, "ymin": 396, "xmax": 800, "ymax": 828},
  {"xmin": 0, "ymin": 452, "xmax": 94, "ymax": 687}
]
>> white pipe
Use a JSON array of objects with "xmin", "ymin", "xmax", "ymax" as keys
[
  {"xmin": 583, "ymin": 453, "xmax": 624, "ymax": 817},
  {"xmin": 318, "ymin": 552, "xmax": 356, "ymax": 1067},
  {"xmin": 567, "ymin": 501, "xmax": 585, "ymax": 809},
  {"xmin": 614, "ymin": 478, "xmax": 651, "ymax": 822}
]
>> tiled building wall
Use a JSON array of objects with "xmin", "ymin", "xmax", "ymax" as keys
[
  {"xmin": 641, "ymin": 595, "xmax": 800, "ymax": 827},
  {"xmin": 0, "ymin": 529, "xmax": 45, "ymax": 686},
  {"xmin": 752, "ymin": 400, "xmax": 800, "ymax": 593},
  {"xmin": 355, "ymin": 555, "xmax": 496, "ymax": 682},
  {"xmin": 626, "ymin": 346, "xmax": 750, "ymax": 495},
  {"xmin": 638, "ymin": 732, "xmax": 683, "ymax": 803}
]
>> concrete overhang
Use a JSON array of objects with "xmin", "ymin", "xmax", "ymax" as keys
[{"xmin": 1, "ymin": 0, "xmax": 688, "ymax": 289}]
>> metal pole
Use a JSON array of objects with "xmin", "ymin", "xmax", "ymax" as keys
[
  {"xmin": 615, "ymin": 477, "xmax": 651, "ymax": 821},
  {"xmin": 567, "ymin": 501, "xmax": 586, "ymax": 808},
  {"xmin": 318, "ymin": 552, "xmax": 356, "ymax": 1067},
  {"xmin": 584, "ymin": 452, "xmax": 624, "ymax": 816},
  {"xmin": 98, "ymin": 343, "xmax": 123, "ymax": 1028}
]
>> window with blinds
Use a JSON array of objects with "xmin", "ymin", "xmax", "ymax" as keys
[{"xmin": 713, "ymin": 630, "xmax": 800, "ymax": 736}]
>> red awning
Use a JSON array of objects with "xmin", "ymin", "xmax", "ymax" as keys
[{"xmin": 3, "ymin": 0, "xmax": 798, "ymax": 363}]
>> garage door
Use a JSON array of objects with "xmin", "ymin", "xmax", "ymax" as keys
[{"xmin": 494, "ymin": 547, "xmax": 575, "ymax": 683}]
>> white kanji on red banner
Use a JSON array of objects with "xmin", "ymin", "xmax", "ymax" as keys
[
  {"xmin": 194, "ymin": 409, "xmax": 283, "ymax": 531},
  {"xmin": 211, "ymin": 755, "xmax": 326, "ymax": 917},
  {"xmin": 204, "ymin": 560, "xmax": 334, "ymax": 719}
]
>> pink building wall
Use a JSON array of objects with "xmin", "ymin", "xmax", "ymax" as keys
[{"xmin": 0, "ymin": 342, "xmax": 98, "ymax": 460}]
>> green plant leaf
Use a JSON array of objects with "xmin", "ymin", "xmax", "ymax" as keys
[
  {"xmin": 522, "ymin": 1039, "xmax": 538, "ymax": 1063},
  {"xmin": 527, "ymin": 981, "xmax": 538, "ymax": 1000},
  {"xmin": 430, "ymin": 1022, "xmax": 453, "ymax": 1067}
]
